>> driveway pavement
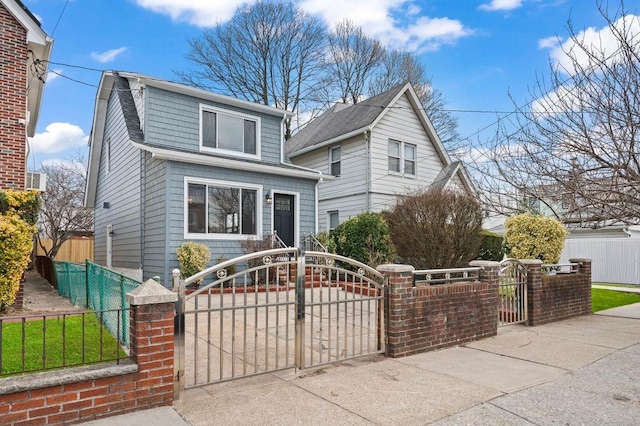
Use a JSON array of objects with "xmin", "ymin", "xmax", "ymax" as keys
[{"xmin": 21, "ymin": 273, "xmax": 640, "ymax": 425}]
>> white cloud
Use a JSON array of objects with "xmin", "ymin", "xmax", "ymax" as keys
[
  {"xmin": 538, "ymin": 36, "xmax": 559, "ymax": 49},
  {"xmin": 45, "ymin": 68, "xmax": 63, "ymax": 83},
  {"xmin": 134, "ymin": 0, "xmax": 472, "ymax": 52},
  {"xmin": 29, "ymin": 123, "xmax": 89, "ymax": 154},
  {"xmin": 478, "ymin": 0, "xmax": 523, "ymax": 12},
  {"xmin": 542, "ymin": 14, "xmax": 640, "ymax": 76},
  {"xmin": 299, "ymin": 0, "xmax": 472, "ymax": 51},
  {"xmin": 90, "ymin": 47, "xmax": 128, "ymax": 64},
  {"xmin": 134, "ymin": 0, "xmax": 247, "ymax": 26}
]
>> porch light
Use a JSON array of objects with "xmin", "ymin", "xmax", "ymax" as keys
[{"xmin": 265, "ymin": 193, "xmax": 272, "ymax": 205}]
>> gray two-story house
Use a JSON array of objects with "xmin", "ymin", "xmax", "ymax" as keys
[{"xmin": 85, "ymin": 71, "xmax": 323, "ymax": 286}]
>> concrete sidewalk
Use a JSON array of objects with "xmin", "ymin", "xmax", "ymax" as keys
[{"xmin": 82, "ymin": 303, "xmax": 640, "ymax": 425}]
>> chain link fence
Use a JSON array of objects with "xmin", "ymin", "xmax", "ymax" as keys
[{"xmin": 53, "ymin": 261, "xmax": 141, "ymax": 347}]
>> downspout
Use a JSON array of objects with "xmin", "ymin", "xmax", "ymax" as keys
[
  {"xmin": 280, "ymin": 114, "xmax": 324, "ymax": 235},
  {"xmin": 364, "ymin": 130, "xmax": 371, "ymax": 212}
]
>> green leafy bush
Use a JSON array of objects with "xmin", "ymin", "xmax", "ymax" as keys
[
  {"xmin": 314, "ymin": 231, "xmax": 336, "ymax": 253},
  {"xmin": 504, "ymin": 213, "xmax": 568, "ymax": 263},
  {"xmin": 386, "ymin": 189, "xmax": 483, "ymax": 269},
  {"xmin": 0, "ymin": 214, "xmax": 35, "ymax": 311},
  {"xmin": 2, "ymin": 190, "xmax": 41, "ymax": 225},
  {"xmin": 176, "ymin": 242, "xmax": 211, "ymax": 281},
  {"xmin": 478, "ymin": 230, "xmax": 504, "ymax": 261},
  {"xmin": 331, "ymin": 212, "xmax": 395, "ymax": 268}
]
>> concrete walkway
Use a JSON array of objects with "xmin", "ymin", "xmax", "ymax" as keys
[
  {"xmin": 81, "ymin": 303, "xmax": 640, "ymax": 426},
  {"xmin": 18, "ymin": 274, "xmax": 640, "ymax": 425},
  {"xmin": 592, "ymin": 284, "xmax": 640, "ymax": 294}
]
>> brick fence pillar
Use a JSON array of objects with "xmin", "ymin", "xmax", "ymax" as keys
[
  {"xmin": 570, "ymin": 258, "xmax": 592, "ymax": 316},
  {"xmin": 469, "ymin": 260, "xmax": 500, "ymax": 287},
  {"xmin": 126, "ymin": 279, "xmax": 178, "ymax": 408},
  {"xmin": 521, "ymin": 259, "xmax": 543, "ymax": 325},
  {"xmin": 376, "ymin": 264, "xmax": 414, "ymax": 358}
]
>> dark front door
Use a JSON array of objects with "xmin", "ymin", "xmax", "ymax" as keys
[{"xmin": 274, "ymin": 193, "xmax": 295, "ymax": 247}]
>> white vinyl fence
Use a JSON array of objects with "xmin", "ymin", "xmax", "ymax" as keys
[{"xmin": 560, "ymin": 238, "xmax": 640, "ymax": 285}]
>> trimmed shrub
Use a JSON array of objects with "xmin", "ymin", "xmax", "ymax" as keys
[
  {"xmin": 504, "ymin": 213, "xmax": 568, "ymax": 263},
  {"xmin": 314, "ymin": 231, "xmax": 336, "ymax": 253},
  {"xmin": 176, "ymin": 242, "xmax": 211, "ymax": 282},
  {"xmin": 0, "ymin": 214, "xmax": 35, "ymax": 311},
  {"xmin": 331, "ymin": 212, "xmax": 395, "ymax": 268},
  {"xmin": 2, "ymin": 190, "xmax": 41, "ymax": 225},
  {"xmin": 478, "ymin": 230, "xmax": 504, "ymax": 261},
  {"xmin": 386, "ymin": 189, "xmax": 483, "ymax": 269}
]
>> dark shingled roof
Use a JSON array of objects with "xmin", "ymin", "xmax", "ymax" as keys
[
  {"xmin": 113, "ymin": 72, "xmax": 144, "ymax": 145},
  {"xmin": 286, "ymin": 83, "xmax": 407, "ymax": 157}
]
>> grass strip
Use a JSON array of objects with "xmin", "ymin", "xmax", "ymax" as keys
[
  {"xmin": 592, "ymin": 288, "xmax": 640, "ymax": 313},
  {"xmin": 1, "ymin": 313, "xmax": 128, "ymax": 376}
]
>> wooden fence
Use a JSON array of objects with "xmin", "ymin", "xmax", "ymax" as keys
[{"xmin": 35, "ymin": 237, "xmax": 94, "ymax": 263}]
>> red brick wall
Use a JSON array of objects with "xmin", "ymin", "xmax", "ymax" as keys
[
  {"xmin": 0, "ymin": 302, "xmax": 175, "ymax": 425},
  {"xmin": 381, "ymin": 263, "xmax": 499, "ymax": 358},
  {"xmin": 0, "ymin": 4, "xmax": 28, "ymax": 190},
  {"xmin": 526, "ymin": 259, "xmax": 592, "ymax": 326}
]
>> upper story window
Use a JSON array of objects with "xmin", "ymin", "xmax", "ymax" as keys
[
  {"xmin": 330, "ymin": 146, "xmax": 341, "ymax": 176},
  {"xmin": 388, "ymin": 139, "xmax": 416, "ymax": 177},
  {"xmin": 200, "ymin": 105, "xmax": 260, "ymax": 159},
  {"xmin": 186, "ymin": 179, "xmax": 259, "ymax": 239}
]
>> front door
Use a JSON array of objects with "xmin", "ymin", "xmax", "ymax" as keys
[{"xmin": 273, "ymin": 193, "xmax": 295, "ymax": 247}]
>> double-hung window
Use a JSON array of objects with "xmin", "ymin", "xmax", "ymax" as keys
[
  {"xmin": 330, "ymin": 146, "xmax": 341, "ymax": 176},
  {"xmin": 328, "ymin": 210, "xmax": 339, "ymax": 231},
  {"xmin": 186, "ymin": 180, "xmax": 258, "ymax": 237},
  {"xmin": 201, "ymin": 105, "xmax": 259, "ymax": 158},
  {"xmin": 388, "ymin": 139, "xmax": 416, "ymax": 177}
]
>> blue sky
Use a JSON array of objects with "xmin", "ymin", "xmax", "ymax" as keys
[{"xmin": 24, "ymin": 0, "xmax": 634, "ymax": 169}]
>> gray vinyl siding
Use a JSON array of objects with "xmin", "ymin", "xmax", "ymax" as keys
[
  {"xmin": 143, "ymin": 87, "xmax": 283, "ymax": 165},
  {"xmin": 370, "ymin": 94, "xmax": 442, "ymax": 196},
  {"xmin": 293, "ymin": 135, "xmax": 368, "ymax": 227},
  {"xmin": 141, "ymin": 153, "xmax": 167, "ymax": 282},
  {"xmin": 93, "ymin": 89, "xmax": 142, "ymax": 269},
  {"xmin": 158, "ymin": 161, "xmax": 316, "ymax": 286},
  {"xmin": 318, "ymin": 194, "xmax": 368, "ymax": 233}
]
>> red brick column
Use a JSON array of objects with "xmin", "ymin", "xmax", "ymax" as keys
[
  {"xmin": 522, "ymin": 259, "xmax": 542, "ymax": 325},
  {"xmin": 126, "ymin": 280, "xmax": 177, "ymax": 407},
  {"xmin": 377, "ymin": 264, "xmax": 414, "ymax": 358}
]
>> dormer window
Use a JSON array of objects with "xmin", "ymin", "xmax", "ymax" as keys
[{"xmin": 200, "ymin": 105, "xmax": 260, "ymax": 159}]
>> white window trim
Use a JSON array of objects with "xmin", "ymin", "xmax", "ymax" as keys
[
  {"xmin": 199, "ymin": 104, "xmax": 261, "ymax": 160},
  {"xmin": 329, "ymin": 145, "xmax": 341, "ymax": 177},
  {"xmin": 184, "ymin": 177, "xmax": 263, "ymax": 240},
  {"xmin": 388, "ymin": 139, "xmax": 417, "ymax": 178},
  {"xmin": 269, "ymin": 189, "xmax": 300, "ymax": 247}
]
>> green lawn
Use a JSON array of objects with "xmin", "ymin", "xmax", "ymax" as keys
[
  {"xmin": 592, "ymin": 288, "xmax": 640, "ymax": 313},
  {"xmin": 593, "ymin": 282, "xmax": 640, "ymax": 289},
  {"xmin": 1, "ymin": 313, "xmax": 128, "ymax": 376}
]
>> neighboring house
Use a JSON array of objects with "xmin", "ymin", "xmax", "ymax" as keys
[
  {"xmin": 286, "ymin": 82, "xmax": 474, "ymax": 232},
  {"xmin": 85, "ymin": 71, "xmax": 323, "ymax": 286},
  {"xmin": 0, "ymin": 0, "xmax": 52, "ymax": 190}
]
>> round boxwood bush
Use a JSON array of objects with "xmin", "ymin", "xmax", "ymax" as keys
[
  {"xmin": 331, "ymin": 212, "xmax": 395, "ymax": 268},
  {"xmin": 504, "ymin": 213, "xmax": 568, "ymax": 263},
  {"xmin": 478, "ymin": 230, "xmax": 504, "ymax": 261}
]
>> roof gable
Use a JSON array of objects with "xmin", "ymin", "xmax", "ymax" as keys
[{"xmin": 286, "ymin": 84, "xmax": 407, "ymax": 157}]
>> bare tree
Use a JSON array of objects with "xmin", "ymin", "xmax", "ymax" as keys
[
  {"xmin": 177, "ymin": 1, "xmax": 325, "ymax": 139},
  {"xmin": 475, "ymin": 1, "xmax": 640, "ymax": 227},
  {"xmin": 37, "ymin": 153, "xmax": 93, "ymax": 258},
  {"xmin": 325, "ymin": 19, "xmax": 384, "ymax": 104},
  {"xmin": 369, "ymin": 50, "xmax": 460, "ymax": 150}
]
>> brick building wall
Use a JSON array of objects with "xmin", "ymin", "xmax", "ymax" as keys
[
  {"xmin": 379, "ymin": 263, "xmax": 499, "ymax": 358},
  {"xmin": 0, "ymin": 3, "xmax": 28, "ymax": 190},
  {"xmin": 0, "ymin": 281, "xmax": 176, "ymax": 425}
]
